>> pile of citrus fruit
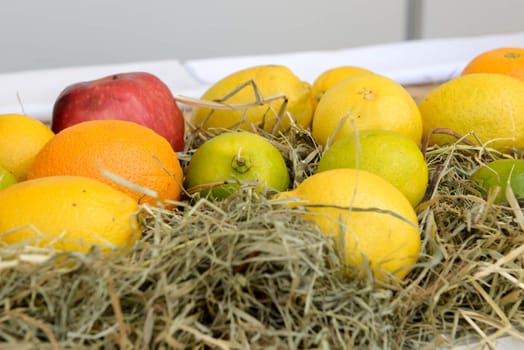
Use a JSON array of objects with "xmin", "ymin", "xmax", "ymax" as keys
[{"xmin": 2, "ymin": 46, "xmax": 524, "ymax": 285}]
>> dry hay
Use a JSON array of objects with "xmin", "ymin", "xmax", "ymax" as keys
[{"xmin": 1, "ymin": 121, "xmax": 524, "ymax": 349}]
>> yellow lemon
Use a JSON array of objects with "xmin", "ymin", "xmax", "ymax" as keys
[
  {"xmin": 184, "ymin": 131, "xmax": 290, "ymax": 200},
  {"xmin": 0, "ymin": 175, "xmax": 141, "ymax": 253},
  {"xmin": 312, "ymin": 74, "xmax": 422, "ymax": 148},
  {"xmin": 0, "ymin": 113, "xmax": 55, "ymax": 181},
  {"xmin": 192, "ymin": 65, "xmax": 313, "ymax": 133},
  {"xmin": 316, "ymin": 129, "xmax": 428, "ymax": 207},
  {"xmin": 311, "ymin": 65, "xmax": 373, "ymax": 109},
  {"xmin": 419, "ymin": 73, "xmax": 524, "ymax": 151},
  {"xmin": 278, "ymin": 168, "xmax": 421, "ymax": 283}
]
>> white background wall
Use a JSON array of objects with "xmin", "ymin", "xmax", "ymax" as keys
[
  {"xmin": 0, "ymin": 1, "xmax": 523, "ymax": 74},
  {"xmin": 420, "ymin": 0, "xmax": 524, "ymax": 39}
]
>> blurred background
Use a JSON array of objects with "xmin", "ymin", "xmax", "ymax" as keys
[{"xmin": 1, "ymin": 0, "xmax": 523, "ymax": 73}]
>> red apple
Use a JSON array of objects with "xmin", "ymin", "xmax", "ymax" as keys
[{"xmin": 51, "ymin": 72, "xmax": 185, "ymax": 151}]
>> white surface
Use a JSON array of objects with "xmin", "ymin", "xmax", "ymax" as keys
[
  {"xmin": 3, "ymin": 2, "xmax": 524, "ymax": 74},
  {"xmin": 421, "ymin": 0, "xmax": 524, "ymax": 39},
  {"xmin": 185, "ymin": 31, "xmax": 524, "ymax": 85},
  {"xmin": 4, "ymin": 0, "xmax": 524, "ymax": 72},
  {"xmin": 2, "ymin": 31, "xmax": 524, "ymax": 123},
  {"xmin": 0, "ymin": 0, "xmax": 406, "ymax": 74},
  {"xmin": 453, "ymin": 336, "xmax": 524, "ymax": 350}
]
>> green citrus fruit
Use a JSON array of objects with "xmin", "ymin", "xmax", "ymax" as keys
[
  {"xmin": 0, "ymin": 165, "xmax": 17, "ymax": 190},
  {"xmin": 316, "ymin": 129, "xmax": 428, "ymax": 207},
  {"xmin": 184, "ymin": 131, "xmax": 290, "ymax": 200},
  {"xmin": 471, "ymin": 158, "xmax": 524, "ymax": 204}
]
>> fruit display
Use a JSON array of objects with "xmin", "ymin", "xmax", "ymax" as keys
[{"xmin": 1, "ymin": 47, "xmax": 524, "ymax": 348}]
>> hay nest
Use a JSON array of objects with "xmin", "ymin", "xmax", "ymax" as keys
[{"xmin": 1, "ymin": 121, "xmax": 524, "ymax": 349}]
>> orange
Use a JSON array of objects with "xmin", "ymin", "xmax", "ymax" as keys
[
  {"xmin": 461, "ymin": 47, "xmax": 524, "ymax": 81},
  {"xmin": 27, "ymin": 120, "xmax": 183, "ymax": 207}
]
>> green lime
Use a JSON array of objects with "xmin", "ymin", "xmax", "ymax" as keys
[
  {"xmin": 316, "ymin": 129, "xmax": 428, "ymax": 207},
  {"xmin": 0, "ymin": 165, "xmax": 17, "ymax": 190},
  {"xmin": 471, "ymin": 159, "xmax": 524, "ymax": 204},
  {"xmin": 184, "ymin": 131, "xmax": 290, "ymax": 200}
]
